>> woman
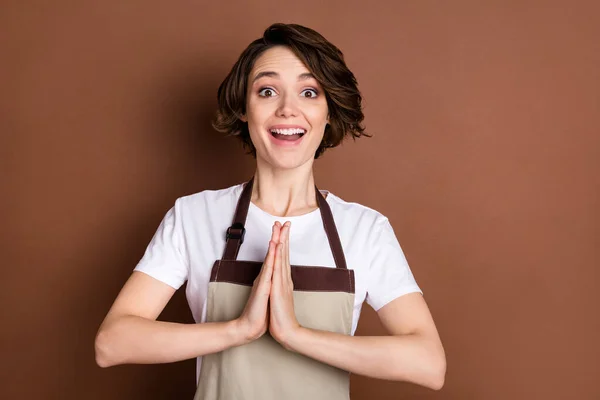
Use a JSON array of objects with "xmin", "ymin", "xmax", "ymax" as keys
[{"xmin": 95, "ymin": 23, "xmax": 446, "ymax": 399}]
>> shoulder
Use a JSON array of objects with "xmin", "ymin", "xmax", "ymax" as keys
[
  {"xmin": 326, "ymin": 191, "xmax": 390, "ymax": 232},
  {"xmin": 175, "ymin": 182, "xmax": 244, "ymax": 213}
]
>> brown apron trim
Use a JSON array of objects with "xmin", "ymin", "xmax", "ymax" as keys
[
  {"xmin": 222, "ymin": 180, "xmax": 252, "ymax": 261},
  {"xmin": 211, "ymin": 260, "xmax": 355, "ymax": 293},
  {"xmin": 315, "ymin": 182, "xmax": 347, "ymax": 270}
]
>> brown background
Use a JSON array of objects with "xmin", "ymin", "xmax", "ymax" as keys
[{"xmin": 2, "ymin": 1, "xmax": 599, "ymax": 399}]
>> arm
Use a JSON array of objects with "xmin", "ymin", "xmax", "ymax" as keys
[
  {"xmin": 95, "ymin": 238, "xmax": 278, "ymax": 369},
  {"xmin": 283, "ymin": 293, "xmax": 446, "ymax": 390},
  {"xmin": 268, "ymin": 223, "xmax": 446, "ymax": 390},
  {"xmin": 94, "ymin": 271, "xmax": 243, "ymax": 367}
]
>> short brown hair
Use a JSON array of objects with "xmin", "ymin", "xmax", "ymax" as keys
[{"xmin": 213, "ymin": 23, "xmax": 370, "ymax": 159}]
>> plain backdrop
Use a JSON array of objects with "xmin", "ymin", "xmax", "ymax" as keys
[{"xmin": 1, "ymin": 1, "xmax": 599, "ymax": 399}]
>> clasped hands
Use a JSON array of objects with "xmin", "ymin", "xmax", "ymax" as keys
[{"xmin": 235, "ymin": 221, "xmax": 300, "ymax": 349}]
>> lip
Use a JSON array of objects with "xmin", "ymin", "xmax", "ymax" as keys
[
  {"xmin": 268, "ymin": 124, "xmax": 308, "ymax": 132},
  {"xmin": 267, "ymin": 124, "xmax": 307, "ymax": 147}
]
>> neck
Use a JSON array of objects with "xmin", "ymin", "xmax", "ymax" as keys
[{"xmin": 250, "ymin": 158, "xmax": 321, "ymax": 218}]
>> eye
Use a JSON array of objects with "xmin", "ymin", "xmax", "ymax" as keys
[
  {"xmin": 258, "ymin": 87, "xmax": 277, "ymax": 97},
  {"xmin": 300, "ymin": 88, "xmax": 318, "ymax": 98}
]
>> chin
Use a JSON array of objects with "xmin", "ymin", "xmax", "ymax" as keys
[{"xmin": 264, "ymin": 153, "xmax": 315, "ymax": 170}]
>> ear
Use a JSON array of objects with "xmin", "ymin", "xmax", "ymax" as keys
[{"xmin": 240, "ymin": 114, "xmax": 247, "ymax": 123}]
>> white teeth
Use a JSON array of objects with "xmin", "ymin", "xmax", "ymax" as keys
[{"xmin": 270, "ymin": 128, "xmax": 306, "ymax": 135}]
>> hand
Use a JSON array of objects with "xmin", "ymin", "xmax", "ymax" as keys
[
  {"xmin": 269, "ymin": 221, "xmax": 301, "ymax": 349},
  {"xmin": 234, "ymin": 222, "xmax": 282, "ymax": 345}
]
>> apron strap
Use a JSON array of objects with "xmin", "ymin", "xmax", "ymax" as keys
[
  {"xmin": 222, "ymin": 176, "xmax": 348, "ymax": 269},
  {"xmin": 315, "ymin": 183, "xmax": 347, "ymax": 270},
  {"xmin": 221, "ymin": 177, "xmax": 253, "ymax": 261}
]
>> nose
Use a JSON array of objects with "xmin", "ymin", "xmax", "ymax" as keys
[{"xmin": 276, "ymin": 91, "xmax": 299, "ymax": 118}]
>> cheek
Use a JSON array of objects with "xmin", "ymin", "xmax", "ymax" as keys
[
  {"xmin": 245, "ymin": 98, "xmax": 257, "ymax": 118},
  {"xmin": 247, "ymin": 98, "xmax": 274, "ymax": 123},
  {"xmin": 307, "ymin": 103, "xmax": 329, "ymax": 127}
]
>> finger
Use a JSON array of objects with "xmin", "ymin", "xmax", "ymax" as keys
[
  {"xmin": 270, "ymin": 222, "xmax": 278, "ymax": 242},
  {"xmin": 272, "ymin": 221, "xmax": 282, "ymax": 243},
  {"xmin": 278, "ymin": 223, "xmax": 287, "ymax": 285},
  {"xmin": 272, "ymin": 242, "xmax": 282, "ymax": 293},
  {"xmin": 258, "ymin": 240, "xmax": 275, "ymax": 285},
  {"xmin": 283, "ymin": 222, "xmax": 292, "ymax": 286}
]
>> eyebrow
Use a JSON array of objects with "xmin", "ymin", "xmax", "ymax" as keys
[{"xmin": 252, "ymin": 71, "xmax": 315, "ymax": 83}]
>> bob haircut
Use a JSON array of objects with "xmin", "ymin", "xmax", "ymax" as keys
[{"xmin": 213, "ymin": 23, "xmax": 370, "ymax": 159}]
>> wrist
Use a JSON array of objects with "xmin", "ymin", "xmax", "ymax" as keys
[
  {"xmin": 279, "ymin": 325, "xmax": 305, "ymax": 352},
  {"xmin": 226, "ymin": 319, "xmax": 247, "ymax": 347}
]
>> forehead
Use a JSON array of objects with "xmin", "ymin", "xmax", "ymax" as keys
[{"xmin": 250, "ymin": 46, "xmax": 310, "ymax": 79}]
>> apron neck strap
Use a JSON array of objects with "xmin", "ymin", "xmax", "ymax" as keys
[{"xmin": 222, "ymin": 176, "xmax": 348, "ymax": 270}]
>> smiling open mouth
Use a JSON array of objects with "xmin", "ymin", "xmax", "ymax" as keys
[{"xmin": 270, "ymin": 128, "xmax": 306, "ymax": 141}]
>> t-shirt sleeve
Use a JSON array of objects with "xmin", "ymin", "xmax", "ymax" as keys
[
  {"xmin": 133, "ymin": 198, "xmax": 189, "ymax": 289},
  {"xmin": 366, "ymin": 216, "xmax": 423, "ymax": 311}
]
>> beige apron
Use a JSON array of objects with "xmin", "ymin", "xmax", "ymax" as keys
[{"xmin": 194, "ymin": 176, "xmax": 355, "ymax": 400}]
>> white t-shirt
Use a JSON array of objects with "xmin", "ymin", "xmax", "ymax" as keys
[{"xmin": 134, "ymin": 182, "xmax": 422, "ymax": 379}]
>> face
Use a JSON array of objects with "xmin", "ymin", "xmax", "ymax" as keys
[{"xmin": 242, "ymin": 46, "xmax": 329, "ymax": 169}]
